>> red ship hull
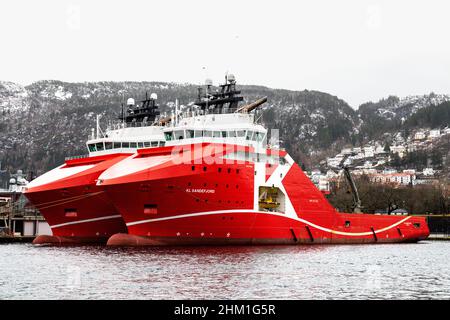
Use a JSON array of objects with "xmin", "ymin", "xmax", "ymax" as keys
[
  {"xmin": 100, "ymin": 143, "xmax": 429, "ymax": 246},
  {"xmin": 107, "ymin": 211, "xmax": 427, "ymax": 246},
  {"xmin": 25, "ymin": 154, "xmax": 130, "ymax": 244}
]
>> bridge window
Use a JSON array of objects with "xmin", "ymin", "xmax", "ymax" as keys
[
  {"xmin": 186, "ymin": 130, "xmax": 194, "ymax": 138},
  {"xmin": 221, "ymin": 131, "xmax": 227, "ymax": 138},
  {"xmin": 122, "ymin": 142, "xmax": 130, "ymax": 148},
  {"xmin": 213, "ymin": 131, "xmax": 221, "ymax": 138},
  {"xmin": 228, "ymin": 130, "xmax": 236, "ymax": 137},
  {"xmin": 174, "ymin": 130, "xmax": 185, "ymax": 140},
  {"xmin": 105, "ymin": 142, "xmax": 113, "ymax": 150},
  {"xmin": 237, "ymin": 130, "xmax": 245, "ymax": 137},
  {"xmin": 96, "ymin": 142, "xmax": 104, "ymax": 151},
  {"xmin": 194, "ymin": 130, "xmax": 203, "ymax": 138},
  {"xmin": 255, "ymin": 132, "xmax": 265, "ymax": 142},
  {"xmin": 138, "ymin": 142, "xmax": 144, "ymax": 148},
  {"xmin": 245, "ymin": 131, "xmax": 254, "ymax": 141},
  {"xmin": 113, "ymin": 142, "xmax": 121, "ymax": 149},
  {"xmin": 130, "ymin": 142, "xmax": 137, "ymax": 148},
  {"xmin": 144, "ymin": 142, "xmax": 151, "ymax": 148},
  {"xmin": 203, "ymin": 130, "xmax": 213, "ymax": 137},
  {"xmin": 164, "ymin": 131, "xmax": 173, "ymax": 141},
  {"xmin": 88, "ymin": 144, "xmax": 96, "ymax": 152},
  {"xmin": 160, "ymin": 141, "xmax": 165, "ymax": 146}
]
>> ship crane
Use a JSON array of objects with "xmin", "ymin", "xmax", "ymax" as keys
[
  {"xmin": 336, "ymin": 154, "xmax": 363, "ymax": 213},
  {"xmin": 235, "ymin": 96, "xmax": 268, "ymax": 113}
]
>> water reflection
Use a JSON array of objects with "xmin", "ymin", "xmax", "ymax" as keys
[{"xmin": 0, "ymin": 241, "xmax": 449, "ymax": 299}]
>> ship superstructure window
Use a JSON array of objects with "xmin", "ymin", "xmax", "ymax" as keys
[
  {"xmin": 144, "ymin": 142, "xmax": 151, "ymax": 147},
  {"xmin": 203, "ymin": 130, "xmax": 213, "ymax": 137},
  {"xmin": 194, "ymin": 130, "xmax": 203, "ymax": 138},
  {"xmin": 130, "ymin": 142, "xmax": 137, "ymax": 148},
  {"xmin": 138, "ymin": 142, "xmax": 144, "ymax": 148},
  {"xmin": 174, "ymin": 130, "xmax": 185, "ymax": 140},
  {"xmin": 88, "ymin": 144, "xmax": 96, "ymax": 152},
  {"xmin": 255, "ymin": 131, "xmax": 265, "ymax": 142},
  {"xmin": 164, "ymin": 131, "xmax": 173, "ymax": 141},
  {"xmin": 105, "ymin": 142, "xmax": 113, "ymax": 150},
  {"xmin": 113, "ymin": 142, "xmax": 121, "ymax": 149},
  {"xmin": 96, "ymin": 142, "xmax": 105, "ymax": 151},
  {"xmin": 186, "ymin": 130, "xmax": 194, "ymax": 139},
  {"xmin": 245, "ymin": 130, "xmax": 254, "ymax": 141},
  {"xmin": 228, "ymin": 130, "xmax": 236, "ymax": 137},
  {"xmin": 237, "ymin": 130, "xmax": 246, "ymax": 137},
  {"xmin": 151, "ymin": 141, "xmax": 158, "ymax": 147},
  {"xmin": 160, "ymin": 141, "xmax": 165, "ymax": 146},
  {"xmin": 122, "ymin": 142, "xmax": 130, "ymax": 148},
  {"xmin": 213, "ymin": 131, "xmax": 221, "ymax": 138},
  {"xmin": 223, "ymin": 151, "xmax": 285, "ymax": 165}
]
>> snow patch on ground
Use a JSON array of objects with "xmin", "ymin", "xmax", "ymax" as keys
[
  {"xmin": 54, "ymin": 86, "xmax": 73, "ymax": 100},
  {"xmin": 0, "ymin": 81, "xmax": 30, "ymax": 112}
]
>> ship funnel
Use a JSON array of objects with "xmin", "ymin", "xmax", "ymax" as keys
[
  {"xmin": 127, "ymin": 98, "xmax": 135, "ymax": 106},
  {"xmin": 150, "ymin": 93, "xmax": 158, "ymax": 100}
]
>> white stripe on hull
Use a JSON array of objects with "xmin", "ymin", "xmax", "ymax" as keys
[
  {"xmin": 125, "ymin": 210, "xmax": 411, "ymax": 237},
  {"xmin": 50, "ymin": 214, "xmax": 123, "ymax": 229}
]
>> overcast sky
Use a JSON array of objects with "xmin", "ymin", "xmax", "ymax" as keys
[{"xmin": 1, "ymin": 0, "xmax": 449, "ymax": 107}]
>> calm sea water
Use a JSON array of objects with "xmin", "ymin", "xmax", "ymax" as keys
[{"xmin": 0, "ymin": 241, "xmax": 449, "ymax": 299}]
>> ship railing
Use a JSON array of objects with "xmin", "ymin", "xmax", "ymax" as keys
[{"xmin": 107, "ymin": 121, "xmax": 162, "ymax": 130}]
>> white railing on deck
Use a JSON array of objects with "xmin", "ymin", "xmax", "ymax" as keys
[{"xmin": 65, "ymin": 154, "xmax": 90, "ymax": 161}]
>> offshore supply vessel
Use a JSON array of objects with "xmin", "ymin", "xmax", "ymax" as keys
[
  {"xmin": 24, "ymin": 94, "xmax": 166, "ymax": 244},
  {"xmin": 96, "ymin": 76, "xmax": 430, "ymax": 246}
]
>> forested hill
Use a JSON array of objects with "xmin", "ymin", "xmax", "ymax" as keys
[{"xmin": 0, "ymin": 80, "xmax": 449, "ymax": 185}]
